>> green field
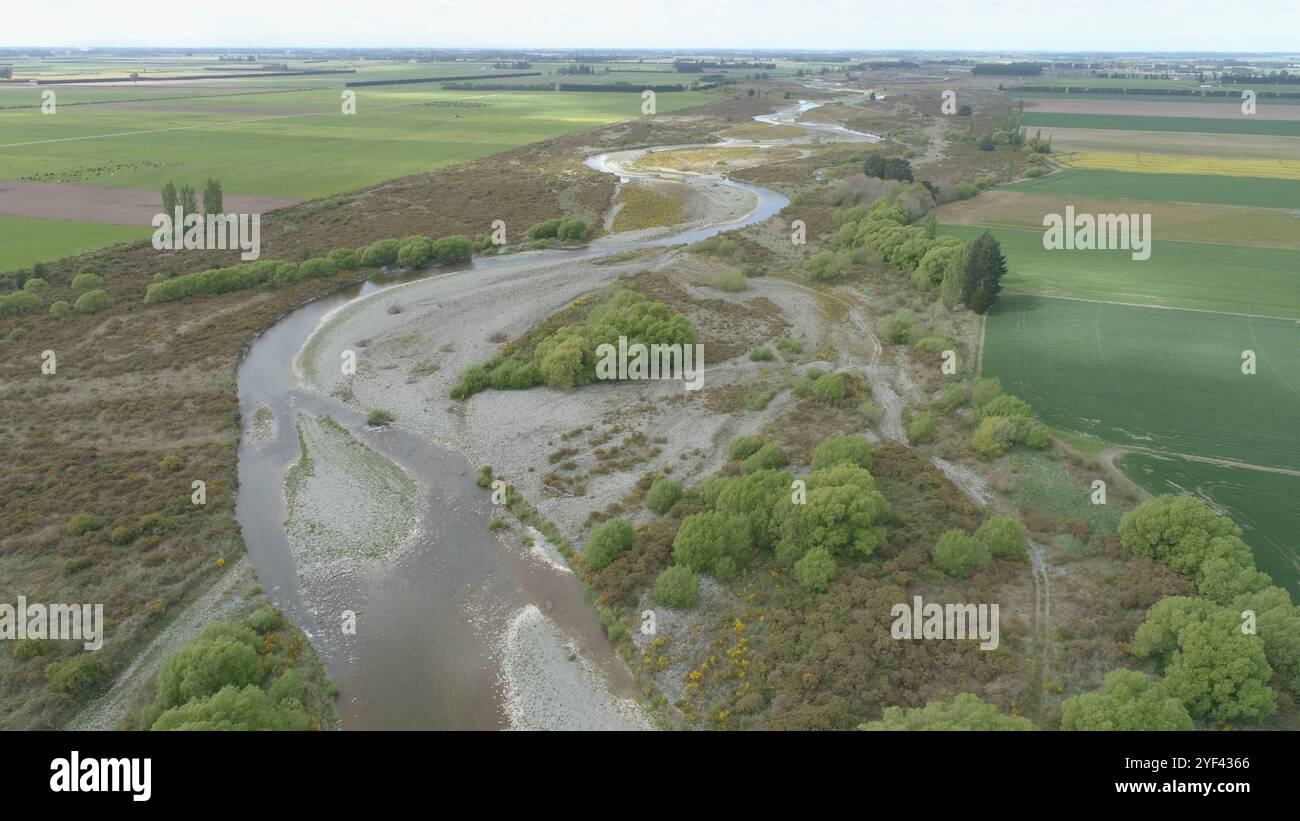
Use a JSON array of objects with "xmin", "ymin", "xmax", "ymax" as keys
[
  {"xmin": 0, "ymin": 84, "xmax": 709, "ymax": 198},
  {"xmin": 941, "ymin": 225, "xmax": 1300, "ymax": 317},
  {"xmin": 1014, "ymin": 91, "xmax": 1300, "ymax": 106},
  {"xmin": 1120, "ymin": 453, "xmax": 1300, "ymax": 596},
  {"xmin": 0, "ymin": 215, "xmax": 150, "ymax": 272},
  {"xmin": 1021, "ymin": 111, "xmax": 1300, "ymax": 137},
  {"xmin": 1005, "ymin": 168, "xmax": 1300, "ymax": 209}
]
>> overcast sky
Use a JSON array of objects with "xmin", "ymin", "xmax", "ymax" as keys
[{"xmin": 6, "ymin": 0, "xmax": 1299, "ymax": 52}]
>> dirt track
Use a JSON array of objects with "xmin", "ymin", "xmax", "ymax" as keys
[{"xmin": 0, "ymin": 180, "xmax": 301, "ymax": 224}]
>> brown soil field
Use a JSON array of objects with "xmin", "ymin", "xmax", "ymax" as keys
[
  {"xmin": 0, "ymin": 180, "xmax": 301, "ymax": 225},
  {"xmin": 1033, "ymin": 126, "xmax": 1300, "ymax": 160}
]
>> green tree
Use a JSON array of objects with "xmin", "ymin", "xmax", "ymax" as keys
[
  {"xmin": 713, "ymin": 469, "xmax": 793, "ymax": 551},
  {"xmin": 1131, "ymin": 596, "xmax": 1276, "ymax": 724},
  {"xmin": 931, "ymin": 529, "xmax": 990, "ymax": 578},
  {"xmin": 672, "ymin": 511, "xmax": 752, "ymax": 579},
  {"xmin": 1119, "ymin": 495, "xmax": 1240, "ymax": 577},
  {"xmin": 964, "ymin": 231, "xmax": 1006, "ymax": 314},
  {"xmin": 179, "ymin": 184, "xmax": 199, "ymax": 218},
  {"xmin": 652, "ymin": 565, "xmax": 700, "ymax": 609},
  {"xmin": 584, "ymin": 518, "xmax": 635, "ymax": 572},
  {"xmin": 940, "ymin": 244, "xmax": 970, "ymax": 310},
  {"xmin": 974, "ymin": 516, "xmax": 1027, "ymax": 557},
  {"xmin": 860, "ymin": 694, "xmax": 1035, "ymax": 730},
  {"xmin": 645, "ymin": 477, "xmax": 683, "ymax": 515},
  {"xmin": 202, "ymin": 178, "xmax": 223, "ymax": 214},
  {"xmin": 1060, "ymin": 669, "xmax": 1194, "ymax": 730},
  {"xmin": 74, "ymin": 289, "xmax": 112, "ymax": 313},
  {"xmin": 152, "ymin": 684, "xmax": 309, "ymax": 731},
  {"xmin": 161, "ymin": 181, "xmax": 177, "ymax": 216},
  {"xmin": 779, "ymin": 482, "xmax": 889, "ymax": 564},
  {"xmin": 793, "ymin": 546, "xmax": 837, "ymax": 591},
  {"xmin": 810, "ymin": 435, "xmax": 873, "ymax": 471},
  {"xmin": 154, "ymin": 623, "xmax": 263, "ymax": 711}
]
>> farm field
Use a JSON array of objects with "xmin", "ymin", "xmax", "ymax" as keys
[
  {"xmin": 937, "ymin": 189, "xmax": 1300, "ymax": 249},
  {"xmin": 940, "ymin": 225, "xmax": 1300, "ymax": 316},
  {"xmin": 1120, "ymin": 453, "xmax": 1300, "ymax": 596},
  {"xmin": 0, "ymin": 215, "xmax": 150, "ymax": 271},
  {"xmin": 1055, "ymin": 151, "xmax": 1300, "ymax": 179},
  {"xmin": 1021, "ymin": 98, "xmax": 1300, "ymax": 120},
  {"xmin": 983, "ymin": 295, "xmax": 1300, "ymax": 591},
  {"xmin": 1014, "ymin": 91, "xmax": 1300, "ymax": 106},
  {"xmin": 1020, "ymin": 111, "xmax": 1300, "ymax": 137},
  {"xmin": 1027, "ymin": 127, "xmax": 1300, "ymax": 159},
  {"xmin": 1007, "ymin": 167, "xmax": 1300, "ymax": 207}
]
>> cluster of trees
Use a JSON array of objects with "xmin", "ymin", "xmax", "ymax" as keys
[
  {"xmin": 144, "ymin": 233, "xmax": 473, "ymax": 304},
  {"xmin": 818, "ymin": 198, "xmax": 1007, "ymax": 315},
  {"xmin": 930, "ymin": 515, "xmax": 1027, "ymax": 577},
  {"xmin": 135, "ymin": 607, "xmax": 327, "ymax": 730},
  {"xmin": 161, "ymin": 179, "xmax": 223, "ymax": 217},
  {"xmin": 449, "ymin": 288, "xmax": 695, "ymax": 398},
  {"xmin": 862, "ymin": 154, "xmax": 914, "ymax": 182},
  {"xmin": 860, "ymin": 693, "xmax": 1035, "ymax": 730},
  {"xmin": 971, "ymin": 62, "xmax": 1042, "ymax": 76},
  {"xmin": 658, "ymin": 434, "xmax": 889, "ymax": 595},
  {"xmin": 1059, "ymin": 495, "xmax": 1300, "ymax": 728}
]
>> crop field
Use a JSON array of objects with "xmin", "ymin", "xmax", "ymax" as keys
[
  {"xmin": 938, "ymin": 190, "xmax": 1300, "ymax": 249},
  {"xmin": 1029, "ymin": 127, "xmax": 1300, "ymax": 160},
  {"xmin": 1020, "ymin": 111, "xmax": 1300, "ymax": 138},
  {"xmin": 940, "ymin": 225, "xmax": 1300, "ymax": 316},
  {"xmin": 1054, "ymin": 151, "xmax": 1300, "ymax": 179},
  {"xmin": 1007, "ymin": 167, "xmax": 1300, "ymax": 208},
  {"xmin": 1120, "ymin": 453, "xmax": 1300, "ymax": 595},
  {"xmin": 0, "ymin": 60, "xmax": 710, "ymax": 270}
]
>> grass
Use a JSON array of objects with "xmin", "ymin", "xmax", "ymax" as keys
[
  {"xmin": 940, "ymin": 225, "xmax": 1300, "ymax": 318},
  {"xmin": 1021, "ymin": 111, "xmax": 1300, "ymax": 137},
  {"xmin": 0, "ymin": 79, "xmax": 708, "ymax": 199},
  {"xmin": 1008, "ymin": 167, "xmax": 1300, "ymax": 209},
  {"xmin": 984, "ymin": 295, "xmax": 1300, "ymax": 472},
  {"xmin": 1120, "ymin": 452, "xmax": 1300, "ymax": 596},
  {"xmin": 0, "ymin": 216, "xmax": 150, "ymax": 272}
]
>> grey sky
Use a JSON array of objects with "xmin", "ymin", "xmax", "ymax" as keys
[{"xmin": 6, "ymin": 0, "xmax": 1299, "ymax": 52}]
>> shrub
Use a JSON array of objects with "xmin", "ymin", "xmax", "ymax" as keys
[
  {"xmin": 975, "ymin": 516, "xmax": 1027, "ymax": 557},
  {"xmin": 776, "ymin": 337, "xmax": 802, "ymax": 355},
  {"xmin": 450, "ymin": 364, "xmax": 491, "ymax": 399},
  {"xmin": 970, "ymin": 376, "xmax": 1003, "ymax": 407},
  {"xmin": 1060, "ymin": 669, "xmax": 1194, "ymax": 730},
  {"xmin": 652, "ymin": 565, "xmax": 700, "ymax": 609},
  {"xmin": 161, "ymin": 453, "xmax": 184, "ymax": 472},
  {"xmin": 793, "ymin": 546, "xmax": 838, "ymax": 592},
  {"xmin": 908, "ymin": 410, "xmax": 936, "ymax": 443},
  {"xmin": 646, "ymin": 478, "xmax": 683, "ymax": 515},
  {"xmin": 1119, "ymin": 495, "xmax": 1240, "ymax": 576},
  {"xmin": 931, "ymin": 530, "xmax": 990, "ymax": 578},
  {"xmin": 1, "ymin": 290, "xmax": 41, "ymax": 315},
  {"xmin": 672, "ymin": 511, "xmax": 751, "ymax": 579},
  {"xmin": 431, "ymin": 234, "xmax": 474, "ymax": 264},
  {"xmin": 810, "ymin": 435, "xmax": 873, "ymax": 471},
  {"xmin": 556, "ymin": 218, "xmax": 589, "ymax": 242},
  {"xmin": 67, "ymin": 514, "xmax": 103, "ymax": 536},
  {"xmin": 74, "ymin": 289, "xmax": 112, "ymax": 313},
  {"xmin": 44, "ymin": 655, "xmax": 108, "ymax": 697},
  {"xmin": 22, "ymin": 277, "xmax": 47, "ymax": 294},
  {"xmin": 360, "ymin": 238, "xmax": 401, "ymax": 268},
  {"xmin": 245, "ymin": 606, "xmax": 281, "ymax": 634},
  {"xmin": 49, "ymin": 300, "xmax": 72, "ymax": 317},
  {"xmin": 71, "ymin": 271, "xmax": 103, "ymax": 291},
  {"xmin": 153, "ymin": 624, "xmax": 262, "ymax": 710},
  {"xmin": 396, "ymin": 236, "xmax": 434, "ymax": 268},
  {"xmin": 804, "ymin": 250, "xmax": 852, "ymax": 282},
  {"xmin": 488, "ymin": 355, "xmax": 542, "ymax": 390},
  {"xmin": 109, "ymin": 525, "xmax": 134, "ymax": 545},
  {"xmin": 714, "ymin": 268, "xmax": 747, "ymax": 292},
  {"xmin": 298, "ymin": 257, "xmax": 337, "ymax": 279},
  {"xmin": 740, "ymin": 442, "xmax": 788, "ymax": 474},
  {"xmin": 812, "ymin": 372, "xmax": 847, "ymax": 402},
  {"xmin": 366, "ymin": 408, "xmax": 394, "ymax": 426},
  {"xmin": 328, "ymin": 248, "xmax": 359, "ymax": 270},
  {"xmin": 585, "ymin": 518, "xmax": 635, "ymax": 572},
  {"xmin": 883, "ymin": 312, "xmax": 916, "ymax": 345},
  {"xmin": 750, "ymin": 347, "xmax": 775, "ymax": 362},
  {"xmin": 727, "ymin": 435, "xmax": 765, "ymax": 462},
  {"xmin": 526, "ymin": 219, "xmax": 563, "ymax": 239}
]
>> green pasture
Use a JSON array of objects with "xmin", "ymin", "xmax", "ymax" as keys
[
  {"xmin": 1020, "ymin": 111, "xmax": 1300, "ymax": 138},
  {"xmin": 0, "ymin": 215, "xmax": 149, "ymax": 273},
  {"xmin": 940, "ymin": 225, "xmax": 1300, "ymax": 318},
  {"xmin": 1005, "ymin": 168, "xmax": 1300, "ymax": 209}
]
